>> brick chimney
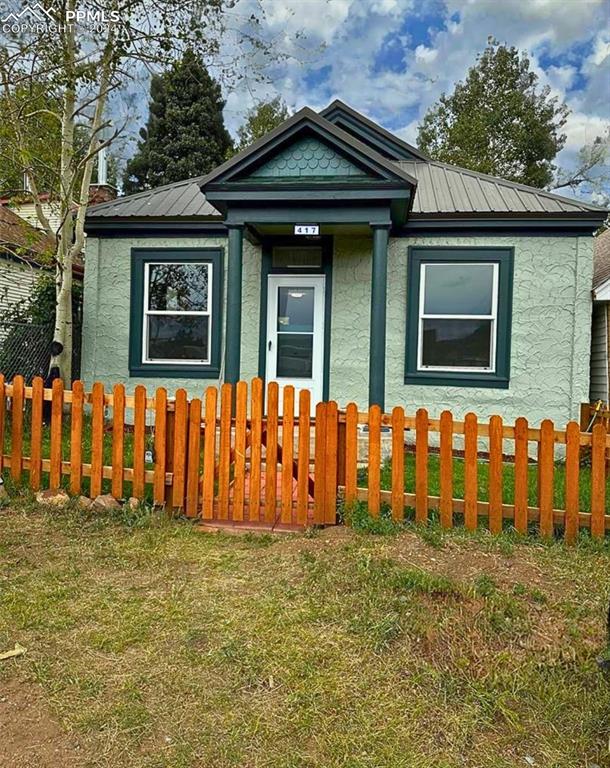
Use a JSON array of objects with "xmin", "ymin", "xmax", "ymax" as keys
[{"xmin": 88, "ymin": 141, "xmax": 117, "ymax": 204}]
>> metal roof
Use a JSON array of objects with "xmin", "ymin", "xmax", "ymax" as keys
[{"xmin": 399, "ymin": 160, "xmax": 606, "ymax": 216}]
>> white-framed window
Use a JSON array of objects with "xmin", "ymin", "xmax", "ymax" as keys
[
  {"xmin": 142, "ymin": 261, "xmax": 212, "ymax": 365},
  {"xmin": 417, "ymin": 262, "xmax": 499, "ymax": 372}
]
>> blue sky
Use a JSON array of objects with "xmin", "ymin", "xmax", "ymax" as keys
[{"xmin": 215, "ymin": 0, "xmax": 609, "ymax": 200}]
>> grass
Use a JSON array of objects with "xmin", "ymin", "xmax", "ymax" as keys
[{"xmin": 1, "ymin": 489, "xmax": 610, "ymax": 767}]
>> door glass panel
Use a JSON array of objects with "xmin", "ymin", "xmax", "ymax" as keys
[
  {"xmin": 277, "ymin": 287, "xmax": 314, "ymax": 332},
  {"xmin": 276, "ymin": 334, "xmax": 313, "ymax": 378}
]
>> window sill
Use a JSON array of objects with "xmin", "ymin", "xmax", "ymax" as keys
[
  {"xmin": 129, "ymin": 364, "xmax": 221, "ymax": 379},
  {"xmin": 404, "ymin": 372, "xmax": 509, "ymax": 389}
]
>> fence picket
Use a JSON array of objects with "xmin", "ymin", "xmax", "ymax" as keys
[
  {"xmin": 564, "ymin": 421, "xmax": 580, "ymax": 544},
  {"xmin": 30, "ymin": 376, "xmax": 44, "ymax": 491},
  {"xmin": 249, "ymin": 378, "xmax": 263, "ymax": 522},
  {"xmin": 49, "ymin": 378, "xmax": 64, "ymax": 491},
  {"xmin": 367, "ymin": 404, "xmax": 382, "ymax": 518},
  {"xmin": 439, "ymin": 410, "xmax": 453, "ymax": 529},
  {"xmin": 591, "ymin": 423, "xmax": 606, "ymax": 538},
  {"xmin": 344, "ymin": 402, "xmax": 358, "ymax": 507},
  {"xmin": 153, "ymin": 388, "xmax": 167, "ymax": 506},
  {"xmin": 69, "ymin": 380, "xmax": 83, "ymax": 495},
  {"xmin": 313, "ymin": 401, "xmax": 326, "ymax": 525},
  {"xmin": 488, "ymin": 415, "xmax": 503, "ymax": 535},
  {"xmin": 539, "ymin": 419, "xmax": 555, "ymax": 537},
  {"xmin": 89, "ymin": 382, "xmax": 104, "ymax": 497},
  {"xmin": 464, "ymin": 413, "xmax": 478, "ymax": 531},
  {"xmin": 185, "ymin": 397, "xmax": 202, "ymax": 518},
  {"xmin": 201, "ymin": 386, "xmax": 217, "ymax": 520},
  {"xmin": 217, "ymin": 383, "xmax": 232, "ymax": 520},
  {"xmin": 296, "ymin": 389, "xmax": 311, "ymax": 526},
  {"xmin": 415, "ymin": 408, "xmax": 428, "ymax": 524},
  {"xmin": 171, "ymin": 389, "xmax": 188, "ymax": 512},
  {"xmin": 514, "ymin": 417, "xmax": 529, "ymax": 534},
  {"xmin": 325, "ymin": 401, "xmax": 339, "ymax": 525},
  {"xmin": 133, "ymin": 385, "xmax": 147, "ymax": 498},
  {"xmin": 233, "ymin": 381, "xmax": 248, "ymax": 522},
  {"xmin": 264, "ymin": 382, "xmax": 279, "ymax": 524},
  {"xmin": 10, "ymin": 375, "xmax": 24, "ymax": 483},
  {"xmin": 111, "ymin": 384, "xmax": 125, "ymax": 500},
  {"xmin": 281, "ymin": 385, "xmax": 295, "ymax": 525},
  {"xmin": 391, "ymin": 406, "xmax": 405, "ymax": 521}
]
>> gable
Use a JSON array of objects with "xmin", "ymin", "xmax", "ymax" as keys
[{"xmin": 241, "ymin": 136, "xmax": 373, "ymax": 182}]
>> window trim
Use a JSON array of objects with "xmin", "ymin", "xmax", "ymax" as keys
[
  {"xmin": 129, "ymin": 248, "xmax": 223, "ymax": 378},
  {"xmin": 142, "ymin": 261, "xmax": 213, "ymax": 365},
  {"xmin": 405, "ymin": 247, "xmax": 513, "ymax": 388}
]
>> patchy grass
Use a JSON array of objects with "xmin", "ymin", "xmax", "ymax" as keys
[{"xmin": 1, "ymin": 491, "xmax": 609, "ymax": 768}]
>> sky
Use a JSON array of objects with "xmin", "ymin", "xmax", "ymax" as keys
[{"xmin": 212, "ymin": 0, "xmax": 610, "ymax": 200}]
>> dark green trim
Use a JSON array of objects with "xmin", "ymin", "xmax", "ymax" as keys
[
  {"xmin": 225, "ymin": 203, "xmax": 392, "ymax": 227},
  {"xmin": 225, "ymin": 226, "xmax": 244, "ymax": 384},
  {"xmin": 129, "ymin": 247, "xmax": 224, "ymax": 379},
  {"xmin": 399, "ymin": 215, "xmax": 605, "ymax": 236},
  {"xmin": 257, "ymin": 235, "xmax": 333, "ymax": 401},
  {"xmin": 369, "ymin": 225, "xmax": 389, "ymax": 408},
  {"xmin": 405, "ymin": 247, "xmax": 514, "ymax": 389},
  {"xmin": 319, "ymin": 100, "xmax": 428, "ymax": 161}
]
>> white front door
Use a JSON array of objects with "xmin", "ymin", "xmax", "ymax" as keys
[{"xmin": 266, "ymin": 275, "xmax": 325, "ymax": 409}]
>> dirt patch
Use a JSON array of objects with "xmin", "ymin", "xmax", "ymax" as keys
[{"xmin": 0, "ymin": 677, "xmax": 84, "ymax": 768}]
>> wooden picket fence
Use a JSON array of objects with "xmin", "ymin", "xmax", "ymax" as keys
[{"xmin": 1, "ymin": 373, "xmax": 609, "ymax": 541}]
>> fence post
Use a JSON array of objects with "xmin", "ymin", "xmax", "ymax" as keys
[
  {"xmin": 415, "ymin": 408, "xmax": 428, "ymax": 524},
  {"xmin": 464, "ymin": 413, "xmax": 478, "ymax": 531},
  {"xmin": 325, "ymin": 401, "xmax": 339, "ymax": 525},
  {"xmin": 153, "ymin": 388, "xmax": 167, "ymax": 507},
  {"xmin": 249, "ymin": 379, "xmax": 263, "ymax": 523},
  {"xmin": 90, "ymin": 382, "xmax": 104, "ymax": 498},
  {"xmin": 488, "ymin": 415, "xmax": 503, "ymax": 535},
  {"xmin": 344, "ymin": 403, "xmax": 358, "ymax": 508},
  {"xmin": 10, "ymin": 374, "xmax": 24, "ymax": 484},
  {"xmin": 217, "ymin": 383, "xmax": 232, "ymax": 520},
  {"xmin": 171, "ymin": 389, "xmax": 188, "ymax": 513},
  {"xmin": 201, "ymin": 386, "xmax": 217, "ymax": 520},
  {"xmin": 564, "ymin": 421, "xmax": 580, "ymax": 544},
  {"xmin": 439, "ymin": 410, "xmax": 453, "ymax": 529},
  {"xmin": 514, "ymin": 417, "xmax": 529, "ymax": 534},
  {"xmin": 185, "ymin": 397, "xmax": 202, "ymax": 518},
  {"xmin": 133, "ymin": 385, "xmax": 147, "ymax": 499},
  {"xmin": 391, "ymin": 406, "xmax": 405, "ymax": 522},
  {"xmin": 538, "ymin": 420, "xmax": 555, "ymax": 538},
  {"xmin": 233, "ymin": 381, "xmax": 248, "ymax": 522},
  {"xmin": 367, "ymin": 404, "xmax": 381, "ymax": 518},
  {"xmin": 69, "ymin": 380, "xmax": 84, "ymax": 496},
  {"xmin": 30, "ymin": 376, "xmax": 44, "ymax": 491},
  {"xmin": 313, "ymin": 401, "xmax": 327, "ymax": 525},
  {"xmin": 264, "ymin": 382, "xmax": 279, "ymax": 524},
  {"xmin": 281, "ymin": 385, "xmax": 295, "ymax": 525},
  {"xmin": 591, "ymin": 423, "xmax": 606, "ymax": 538},
  {"xmin": 296, "ymin": 389, "xmax": 311, "ymax": 527}
]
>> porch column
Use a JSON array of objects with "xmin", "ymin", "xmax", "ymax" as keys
[
  {"xmin": 225, "ymin": 224, "xmax": 244, "ymax": 384},
  {"xmin": 369, "ymin": 224, "xmax": 389, "ymax": 409}
]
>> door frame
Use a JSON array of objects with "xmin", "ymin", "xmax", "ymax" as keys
[{"xmin": 258, "ymin": 235, "xmax": 333, "ymax": 401}]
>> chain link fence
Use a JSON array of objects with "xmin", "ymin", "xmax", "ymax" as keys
[{"xmin": 0, "ymin": 321, "xmax": 54, "ymax": 383}]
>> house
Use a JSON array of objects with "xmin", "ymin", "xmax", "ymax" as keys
[
  {"xmin": 0, "ymin": 203, "xmax": 56, "ymax": 323},
  {"xmin": 82, "ymin": 101, "xmax": 607, "ymax": 425},
  {"xmin": 590, "ymin": 228, "xmax": 610, "ymax": 404}
]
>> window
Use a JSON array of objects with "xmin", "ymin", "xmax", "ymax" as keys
[
  {"xmin": 406, "ymin": 248, "xmax": 513, "ymax": 388},
  {"xmin": 129, "ymin": 249, "xmax": 223, "ymax": 377},
  {"xmin": 143, "ymin": 262, "xmax": 211, "ymax": 364}
]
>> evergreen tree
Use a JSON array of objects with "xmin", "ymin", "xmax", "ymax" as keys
[
  {"xmin": 235, "ymin": 97, "xmax": 290, "ymax": 152},
  {"xmin": 123, "ymin": 50, "xmax": 233, "ymax": 193},
  {"xmin": 417, "ymin": 40, "xmax": 569, "ymax": 188}
]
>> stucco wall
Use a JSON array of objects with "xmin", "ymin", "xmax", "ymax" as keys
[
  {"xmin": 82, "ymin": 231, "xmax": 593, "ymax": 427},
  {"xmin": 330, "ymin": 234, "xmax": 593, "ymax": 426},
  {"xmin": 81, "ymin": 235, "xmax": 261, "ymax": 396}
]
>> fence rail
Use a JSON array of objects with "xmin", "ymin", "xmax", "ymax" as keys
[{"xmin": 1, "ymin": 374, "xmax": 608, "ymax": 542}]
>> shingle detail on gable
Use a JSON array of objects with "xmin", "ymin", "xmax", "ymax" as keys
[{"xmin": 245, "ymin": 137, "xmax": 371, "ymax": 180}]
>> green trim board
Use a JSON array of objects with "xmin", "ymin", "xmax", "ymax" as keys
[
  {"xmin": 257, "ymin": 236, "xmax": 333, "ymax": 401},
  {"xmin": 129, "ymin": 247, "xmax": 224, "ymax": 378},
  {"xmin": 404, "ymin": 246, "xmax": 514, "ymax": 389}
]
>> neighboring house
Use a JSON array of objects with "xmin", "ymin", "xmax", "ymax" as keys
[
  {"xmin": 0, "ymin": 203, "xmax": 56, "ymax": 323},
  {"xmin": 83, "ymin": 101, "xmax": 607, "ymax": 425},
  {"xmin": 590, "ymin": 228, "xmax": 610, "ymax": 403}
]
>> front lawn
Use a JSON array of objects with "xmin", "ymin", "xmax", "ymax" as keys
[{"xmin": 1, "ymin": 493, "xmax": 609, "ymax": 767}]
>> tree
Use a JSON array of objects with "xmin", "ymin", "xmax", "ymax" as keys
[
  {"xmin": 552, "ymin": 127, "xmax": 610, "ymax": 206},
  {"xmin": 0, "ymin": 0, "xmax": 297, "ymax": 382},
  {"xmin": 417, "ymin": 39, "xmax": 569, "ymax": 188},
  {"xmin": 123, "ymin": 50, "xmax": 233, "ymax": 193},
  {"xmin": 235, "ymin": 96, "xmax": 290, "ymax": 152}
]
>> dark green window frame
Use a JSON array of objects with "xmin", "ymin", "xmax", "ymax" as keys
[
  {"xmin": 129, "ymin": 247, "xmax": 224, "ymax": 378},
  {"xmin": 405, "ymin": 247, "xmax": 513, "ymax": 388}
]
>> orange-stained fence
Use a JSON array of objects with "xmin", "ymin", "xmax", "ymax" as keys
[{"xmin": 1, "ymin": 374, "xmax": 609, "ymax": 542}]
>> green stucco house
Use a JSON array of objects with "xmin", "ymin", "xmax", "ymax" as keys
[{"xmin": 83, "ymin": 101, "xmax": 607, "ymax": 425}]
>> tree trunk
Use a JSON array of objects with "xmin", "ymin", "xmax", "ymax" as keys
[{"xmin": 52, "ymin": 258, "xmax": 73, "ymax": 382}]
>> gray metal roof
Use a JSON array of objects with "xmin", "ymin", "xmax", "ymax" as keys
[
  {"xmin": 399, "ymin": 160, "xmax": 606, "ymax": 215},
  {"xmin": 86, "ymin": 176, "xmax": 219, "ymax": 219}
]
